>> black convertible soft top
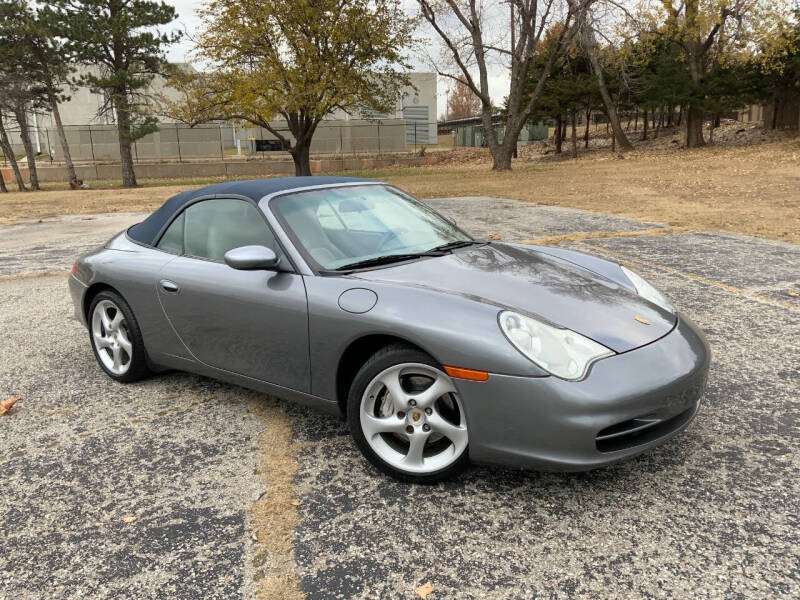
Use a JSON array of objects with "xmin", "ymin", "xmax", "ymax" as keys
[{"xmin": 127, "ymin": 176, "xmax": 373, "ymax": 245}]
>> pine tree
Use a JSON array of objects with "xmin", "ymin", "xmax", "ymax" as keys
[{"xmin": 44, "ymin": 0, "xmax": 181, "ymax": 187}]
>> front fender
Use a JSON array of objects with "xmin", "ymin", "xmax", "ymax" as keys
[{"xmin": 305, "ymin": 275, "xmax": 549, "ymax": 402}]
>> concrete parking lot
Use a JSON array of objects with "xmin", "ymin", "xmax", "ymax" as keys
[{"xmin": 1, "ymin": 197, "xmax": 798, "ymax": 599}]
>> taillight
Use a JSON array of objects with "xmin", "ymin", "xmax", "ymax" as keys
[{"xmin": 71, "ymin": 263, "xmax": 78, "ymax": 276}]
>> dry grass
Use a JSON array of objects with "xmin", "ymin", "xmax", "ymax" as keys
[
  {"xmin": 365, "ymin": 134, "xmax": 800, "ymax": 244},
  {"xmin": 1, "ymin": 125, "xmax": 798, "ymax": 243}
]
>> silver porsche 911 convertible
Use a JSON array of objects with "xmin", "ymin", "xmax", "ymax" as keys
[{"xmin": 69, "ymin": 177, "xmax": 709, "ymax": 482}]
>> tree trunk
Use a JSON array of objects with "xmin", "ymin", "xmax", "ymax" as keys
[
  {"xmin": 654, "ymin": 107, "xmax": 662, "ymax": 139},
  {"xmin": 492, "ymin": 124, "xmax": 518, "ymax": 170},
  {"xmin": 478, "ymin": 102, "xmax": 511, "ymax": 171},
  {"xmin": 114, "ymin": 91, "xmax": 138, "ymax": 187},
  {"xmin": 771, "ymin": 97, "xmax": 779, "ymax": 129},
  {"xmin": 686, "ymin": 105, "xmax": 705, "ymax": 148},
  {"xmin": 634, "ymin": 109, "xmax": 638, "ymax": 131},
  {"xmin": 0, "ymin": 113, "xmax": 27, "ymax": 191},
  {"xmin": 571, "ymin": 111, "xmax": 578, "ymax": 158},
  {"xmin": 641, "ymin": 109, "xmax": 648, "ymax": 140},
  {"xmin": 48, "ymin": 89, "xmax": 81, "ymax": 190},
  {"xmin": 677, "ymin": 105, "xmax": 683, "ymax": 126},
  {"xmin": 13, "ymin": 106, "xmax": 40, "ymax": 191},
  {"xmin": 554, "ymin": 115, "xmax": 563, "ymax": 154},
  {"xmin": 291, "ymin": 141, "xmax": 312, "ymax": 176},
  {"xmin": 491, "ymin": 146, "xmax": 513, "ymax": 170},
  {"xmin": 0, "ymin": 169, "xmax": 7, "ymax": 193},
  {"xmin": 584, "ymin": 107, "xmax": 591, "ymax": 148}
]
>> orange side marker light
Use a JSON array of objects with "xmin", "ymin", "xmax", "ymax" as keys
[{"xmin": 443, "ymin": 366, "xmax": 489, "ymax": 381}]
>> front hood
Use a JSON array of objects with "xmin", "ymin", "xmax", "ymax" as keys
[{"xmin": 352, "ymin": 243, "xmax": 676, "ymax": 353}]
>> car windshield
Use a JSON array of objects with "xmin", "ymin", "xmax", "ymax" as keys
[{"xmin": 271, "ymin": 184, "xmax": 473, "ymax": 270}]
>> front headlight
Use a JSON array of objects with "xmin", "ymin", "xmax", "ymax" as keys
[
  {"xmin": 620, "ymin": 266, "xmax": 675, "ymax": 314},
  {"xmin": 499, "ymin": 311, "xmax": 614, "ymax": 380}
]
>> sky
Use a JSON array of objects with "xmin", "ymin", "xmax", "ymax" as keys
[{"xmin": 163, "ymin": 0, "xmax": 511, "ymax": 117}]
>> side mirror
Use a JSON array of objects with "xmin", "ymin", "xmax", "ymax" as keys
[{"xmin": 224, "ymin": 245, "xmax": 281, "ymax": 270}]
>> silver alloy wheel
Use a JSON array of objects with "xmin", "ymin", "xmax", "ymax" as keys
[
  {"xmin": 91, "ymin": 299, "xmax": 133, "ymax": 376},
  {"xmin": 360, "ymin": 362, "xmax": 468, "ymax": 474}
]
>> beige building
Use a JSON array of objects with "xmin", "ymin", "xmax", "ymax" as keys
[{"xmin": 343, "ymin": 72, "xmax": 438, "ymax": 144}]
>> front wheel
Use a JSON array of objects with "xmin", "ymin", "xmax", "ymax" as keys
[{"xmin": 347, "ymin": 345, "xmax": 470, "ymax": 483}]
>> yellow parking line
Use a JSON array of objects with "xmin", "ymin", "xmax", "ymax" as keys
[
  {"xmin": 522, "ymin": 227, "xmax": 690, "ymax": 247},
  {"xmin": 578, "ymin": 242, "xmax": 800, "ymax": 313}
]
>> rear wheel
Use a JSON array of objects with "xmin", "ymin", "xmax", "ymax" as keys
[
  {"xmin": 347, "ymin": 345, "xmax": 470, "ymax": 483},
  {"xmin": 88, "ymin": 291, "xmax": 150, "ymax": 382}
]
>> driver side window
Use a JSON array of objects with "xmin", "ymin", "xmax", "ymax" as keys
[{"xmin": 157, "ymin": 199, "xmax": 277, "ymax": 262}]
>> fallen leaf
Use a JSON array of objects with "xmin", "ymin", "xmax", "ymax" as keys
[
  {"xmin": 789, "ymin": 291, "xmax": 799, "ymax": 297},
  {"xmin": 487, "ymin": 233, "xmax": 501, "ymax": 240},
  {"xmin": 121, "ymin": 515, "xmax": 137, "ymax": 524},
  {"xmin": 0, "ymin": 396, "xmax": 20, "ymax": 417},
  {"xmin": 291, "ymin": 500, "xmax": 302, "ymax": 506},
  {"xmin": 415, "ymin": 581, "xmax": 434, "ymax": 599}
]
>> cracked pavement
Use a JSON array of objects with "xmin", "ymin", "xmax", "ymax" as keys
[{"xmin": 1, "ymin": 196, "xmax": 798, "ymax": 599}]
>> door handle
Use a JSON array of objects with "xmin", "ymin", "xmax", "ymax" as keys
[{"xmin": 160, "ymin": 279, "xmax": 180, "ymax": 293}]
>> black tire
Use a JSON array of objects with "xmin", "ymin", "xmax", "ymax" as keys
[
  {"xmin": 88, "ymin": 290, "xmax": 151, "ymax": 383},
  {"xmin": 347, "ymin": 343, "xmax": 470, "ymax": 483}
]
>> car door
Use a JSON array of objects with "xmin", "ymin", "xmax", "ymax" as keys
[{"xmin": 155, "ymin": 197, "xmax": 310, "ymax": 392}]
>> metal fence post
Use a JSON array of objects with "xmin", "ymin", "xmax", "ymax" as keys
[
  {"xmin": 414, "ymin": 122, "xmax": 417, "ymax": 152},
  {"xmin": 88, "ymin": 127, "xmax": 96, "ymax": 163},
  {"xmin": 377, "ymin": 121, "xmax": 381, "ymax": 156},
  {"xmin": 339, "ymin": 126, "xmax": 343, "ymax": 155},
  {"xmin": 45, "ymin": 129, "xmax": 52, "ymax": 162},
  {"xmin": 219, "ymin": 125, "xmax": 224, "ymax": 160},
  {"xmin": 176, "ymin": 124, "xmax": 182, "ymax": 162}
]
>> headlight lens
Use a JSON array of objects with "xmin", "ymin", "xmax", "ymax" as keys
[
  {"xmin": 620, "ymin": 266, "xmax": 675, "ymax": 313},
  {"xmin": 499, "ymin": 311, "xmax": 614, "ymax": 380}
]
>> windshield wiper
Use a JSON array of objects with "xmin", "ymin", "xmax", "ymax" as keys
[
  {"xmin": 426, "ymin": 240, "xmax": 480, "ymax": 253},
  {"xmin": 328, "ymin": 240, "xmax": 481, "ymax": 272},
  {"xmin": 331, "ymin": 251, "xmax": 444, "ymax": 272}
]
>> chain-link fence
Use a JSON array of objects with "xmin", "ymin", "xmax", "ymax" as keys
[{"xmin": 0, "ymin": 119, "xmax": 443, "ymax": 166}]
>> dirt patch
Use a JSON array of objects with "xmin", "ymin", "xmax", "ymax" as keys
[
  {"xmin": 0, "ymin": 271, "xmax": 68, "ymax": 282},
  {"xmin": 248, "ymin": 398, "xmax": 305, "ymax": 600}
]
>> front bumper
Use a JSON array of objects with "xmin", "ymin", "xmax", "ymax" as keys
[{"xmin": 458, "ymin": 314, "xmax": 710, "ymax": 471}]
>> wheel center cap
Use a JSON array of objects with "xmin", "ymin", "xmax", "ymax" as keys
[{"xmin": 411, "ymin": 411, "xmax": 421, "ymax": 422}]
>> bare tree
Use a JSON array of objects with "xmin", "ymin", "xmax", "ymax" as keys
[
  {"xmin": 581, "ymin": 18, "xmax": 633, "ymax": 151},
  {"xmin": 417, "ymin": 0, "xmax": 595, "ymax": 171}
]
